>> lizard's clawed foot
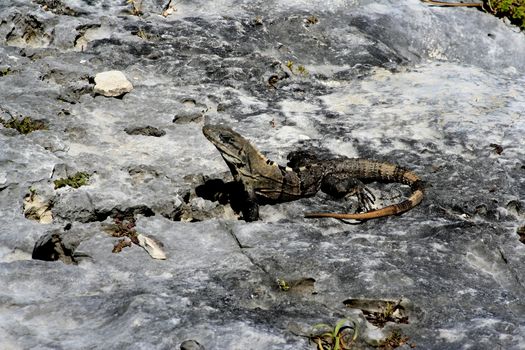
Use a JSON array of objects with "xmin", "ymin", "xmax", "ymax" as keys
[{"xmin": 346, "ymin": 185, "xmax": 376, "ymax": 212}]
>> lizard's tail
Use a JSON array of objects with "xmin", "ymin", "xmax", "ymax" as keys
[{"xmin": 304, "ymin": 164, "xmax": 424, "ymax": 220}]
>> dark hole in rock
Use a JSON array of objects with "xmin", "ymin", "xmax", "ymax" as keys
[
  {"xmin": 506, "ymin": 200, "xmax": 523, "ymax": 216},
  {"xmin": 108, "ymin": 206, "xmax": 155, "ymax": 222},
  {"xmin": 181, "ymin": 98, "xmax": 197, "ymax": 106},
  {"xmin": 180, "ymin": 339, "xmax": 205, "ymax": 350},
  {"xmin": 32, "ymin": 233, "xmax": 76, "ymax": 265},
  {"xmin": 490, "ymin": 143, "xmax": 503, "ymax": 155}
]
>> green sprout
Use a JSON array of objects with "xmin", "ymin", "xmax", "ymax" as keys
[
  {"xmin": 135, "ymin": 27, "xmax": 149, "ymax": 40},
  {"xmin": 377, "ymin": 328, "xmax": 410, "ymax": 349},
  {"xmin": 127, "ymin": 0, "xmax": 143, "ymax": 16},
  {"xmin": 285, "ymin": 60, "xmax": 308, "ymax": 76},
  {"xmin": 309, "ymin": 318, "xmax": 359, "ymax": 350},
  {"xmin": 296, "ymin": 65, "xmax": 309, "ymax": 76},
  {"xmin": 276, "ymin": 278, "xmax": 290, "ymax": 291}
]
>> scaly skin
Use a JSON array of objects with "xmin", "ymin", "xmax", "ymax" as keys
[
  {"xmin": 300, "ymin": 159, "xmax": 424, "ymax": 219},
  {"xmin": 203, "ymin": 125, "xmax": 424, "ymax": 221}
]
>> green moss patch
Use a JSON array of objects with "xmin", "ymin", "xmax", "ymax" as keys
[
  {"xmin": 488, "ymin": 0, "xmax": 525, "ymax": 29},
  {"xmin": 0, "ymin": 116, "xmax": 47, "ymax": 134},
  {"xmin": 53, "ymin": 172, "xmax": 90, "ymax": 189}
]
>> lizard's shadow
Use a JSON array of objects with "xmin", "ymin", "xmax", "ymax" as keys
[{"xmin": 195, "ymin": 179, "xmax": 247, "ymax": 216}]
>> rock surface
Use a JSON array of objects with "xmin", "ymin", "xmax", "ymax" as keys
[{"xmin": 0, "ymin": 0, "xmax": 524, "ymax": 349}]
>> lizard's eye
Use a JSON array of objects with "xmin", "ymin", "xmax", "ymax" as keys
[{"xmin": 220, "ymin": 135, "xmax": 232, "ymax": 143}]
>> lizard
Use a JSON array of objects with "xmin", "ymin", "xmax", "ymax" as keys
[{"xmin": 202, "ymin": 124, "xmax": 424, "ymax": 222}]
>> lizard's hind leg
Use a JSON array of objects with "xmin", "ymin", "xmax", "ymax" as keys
[{"xmin": 320, "ymin": 175, "xmax": 376, "ymax": 212}]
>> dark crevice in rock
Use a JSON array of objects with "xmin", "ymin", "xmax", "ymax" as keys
[
  {"xmin": 95, "ymin": 205, "xmax": 156, "ymax": 223},
  {"xmin": 224, "ymin": 225, "xmax": 270, "ymax": 276},
  {"xmin": 517, "ymin": 226, "xmax": 525, "ymax": 244}
]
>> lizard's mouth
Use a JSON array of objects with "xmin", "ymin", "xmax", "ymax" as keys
[{"xmin": 219, "ymin": 150, "xmax": 245, "ymax": 172}]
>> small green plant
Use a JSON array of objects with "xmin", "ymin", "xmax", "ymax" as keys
[
  {"xmin": 0, "ymin": 116, "xmax": 47, "ymax": 134},
  {"xmin": 276, "ymin": 278, "xmax": 290, "ymax": 291},
  {"xmin": 362, "ymin": 300, "xmax": 408, "ymax": 328},
  {"xmin": 135, "ymin": 27, "xmax": 148, "ymax": 40},
  {"xmin": 286, "ymin": 60, "xmax": 295, "ymax": 71},
  {"xmin": 376, "ymin": 328, "xmax": 411, "ymax": 350},
  {"xmin": 309, "ymin": 318, "xmax": 358, "ymax": 350},
  {"xmin": 29, "ymin": 186, "xmax": 37, "ymax": 197},
  {"xmin": 285, "ymin": 60, "xmax": 309, "ymax": 76},
  {"xmin": 53, "ymin": 172, "xmax": 90, "ymax": 189},
  {"xmin": 296, "ymin": 65, "xmax": 309, "ymax": 76},
  {"xmin": 127, "ymin": 0, "xmax": 143, "ymax": 16}
]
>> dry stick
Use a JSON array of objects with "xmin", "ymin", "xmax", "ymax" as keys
[{"xmin": 420, "ymin": 0, "xmax": 483, "ymax": 7}]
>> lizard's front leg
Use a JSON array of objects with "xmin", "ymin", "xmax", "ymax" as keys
[
  {"xmin": 241, "ymin": 189, "xmax": 260, "ymax": 222},
  {"xmin": 321, "ymin": 174, "xmax": 376, "ymax": 212}
]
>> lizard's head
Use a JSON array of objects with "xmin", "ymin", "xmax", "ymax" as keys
[{"xmin": 203, "ymin": 124, "xmax": 259, "ymax": 171}]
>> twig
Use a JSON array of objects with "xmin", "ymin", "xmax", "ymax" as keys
[{"xmin": 420, "ymin": 0, "xmax": 482, "ymax": 7}]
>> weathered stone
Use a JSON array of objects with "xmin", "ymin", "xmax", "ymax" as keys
[
  {"xmin": 180, "ymin": 340, "xmax": 205, "ymax": 350},
  {"xmin": 0, "ymin": 0, "xmax": 524, "ymax": 349},
  {"xmin": 93, "ymin": 70, "xmax": 133, "ymax": 97},
  {"xmin": 124, "ymin": 125, "xmax": 166, "ymax": 137},
  {"xmin": 23, "ymin": 192, "xmax": 53, "ymax": 224},
  {"xmin": 136, "ymin": 233, "xmax": 166, "ymax": 260},
  {"xmin": 173, "ymin": 110, "xmax": 204, "ymax": 124}
]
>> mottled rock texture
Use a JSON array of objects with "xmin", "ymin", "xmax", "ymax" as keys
[{"xmin": 0, "ymin": 0, "xmax": 524, "ymax": 349}]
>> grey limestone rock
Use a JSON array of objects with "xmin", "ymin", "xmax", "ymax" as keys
[{"xmin": 0, "ymin": 0, "xmax": 524, "ymax": 349}]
